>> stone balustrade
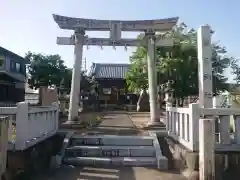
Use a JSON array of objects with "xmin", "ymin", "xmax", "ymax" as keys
[
  {"xmin": 166, "ymin": 103, "xmax": 240, "ymax": 151},
  {"xmin": 0, "ymin": 102, "xmax": 59, "ymax": 150}
]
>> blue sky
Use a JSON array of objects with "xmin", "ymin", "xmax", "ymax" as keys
[{"xmin": 0, "ymin": 0, "xmax": 238, "ymax": 81}]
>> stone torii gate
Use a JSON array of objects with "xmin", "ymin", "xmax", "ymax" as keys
[{"xmin": 52, "ymin": 14, "xmax": 178, "ymax": 124}]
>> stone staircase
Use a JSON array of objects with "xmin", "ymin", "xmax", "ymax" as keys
[{"xmin": 61, "ymin": 133, "xmax": 168, "ymax": 169}]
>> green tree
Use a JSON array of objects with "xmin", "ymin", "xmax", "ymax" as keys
[
  {"xmin": 26, "ymin": 52, "xmax": 68, "ymax": 89},
  {"xmin": 126, "ymin": 23, "xmax": 238, "ymax": 100},
  {"xmin": 230, "ymin": 58, "xmax": 240, "ymax": 84},
  {"xmin": 26, "ymin": 52, "xmax": 98, "ymax": 94},
  {"xmin": 60, "ymin": 68, "xmax": 98, "ymax": 93},
  {"xmin": 126, "ymin": 47, "xmax": 148, "ymax": 92}
]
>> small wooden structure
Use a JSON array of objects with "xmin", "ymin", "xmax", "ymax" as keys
[{"xmin": 88, "ymin": 63, "xmax": 130, "ymax": 108}]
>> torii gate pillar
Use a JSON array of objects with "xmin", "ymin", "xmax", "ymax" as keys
[
  {"xmin": 68, "ymin": 29, "xmax": 85, "ymax": 121},
  {"xmin": 146, "ymin": 32, "xmax": 159, "ymax": 125}
]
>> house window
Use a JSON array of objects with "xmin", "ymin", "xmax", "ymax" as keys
[
  {"xmin": 0, "ymin": 56, "xmax": 4, "ymax": 66},
  {"xmin": 16, "ymin": 62, "xmax": 21, "ymax": 72},
  {"xmin": 11, "ymin": 61, "xmax": 22, "ymax": 73},
  {"xmin": 102, "ymin": 88, "xmax": 111, "ymax": 95}
]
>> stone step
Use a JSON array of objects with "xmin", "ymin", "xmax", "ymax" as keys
[
  {"xmin": 63, "ymin": 157, "xmax": 157, "ymax": 167},
  {"xmin": 65, "ymin": 145, "xmax": 155, "ymax": 157},
  {"xmin": 71, "ymin": 135, "xmax": 153, "ymax": 146}
]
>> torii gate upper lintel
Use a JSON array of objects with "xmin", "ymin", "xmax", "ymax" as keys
[{"xmin": 52, "ymin": 14, "xmax": 179, "ymax": 32}]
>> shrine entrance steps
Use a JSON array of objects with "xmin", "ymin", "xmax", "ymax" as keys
[{"xmin": 60, "ymin": 133, "xmax": 168, "ymax": 170}]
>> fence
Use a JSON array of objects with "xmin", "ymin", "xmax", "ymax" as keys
[
  {"xmin": 0, "ymin": 102, "xmax": 59, "ymax": 151},
  {"xmin": 166, "ymin": 103, "xmax": 240, "ymax": 151}
]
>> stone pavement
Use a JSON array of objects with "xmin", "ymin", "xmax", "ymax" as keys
[
  {"xmin": 36, "ymin": 166, "xmax": 187, "ymax": 180},
  {"xmin": 69, "ymin": 112, "xmax": 141, "ymax": 136},
  {"xmin": 98, "ymin": 113, "xmax": 135, "ymax": 128},
  {"xmin": 129, "ymin": 111, "xmax": 166, "ymax": 128}
]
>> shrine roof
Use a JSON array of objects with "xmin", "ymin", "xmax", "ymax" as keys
[{"xmin": 89, "ymin": 63, "xmax": 130, "ymax": 79}]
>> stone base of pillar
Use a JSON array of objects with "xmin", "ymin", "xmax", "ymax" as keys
[
  {"xmin": 67, "ymin": 115, "xmax": 79, "ymax": 122},
  {"xmin": 140, "ymin": 120, "xmax": 166, "ymax": 129},
  {"xmin": 147, "ymin": 120, "xmax": 164, "ymax": 126},
  {"xmin": 65, "ymin": 120, "xmax": 77, "ymax": 125}
]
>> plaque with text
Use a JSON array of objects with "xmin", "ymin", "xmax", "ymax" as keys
[{"xmin": 101, "ymin": 149, "xmax": 120, "ymax": 157}]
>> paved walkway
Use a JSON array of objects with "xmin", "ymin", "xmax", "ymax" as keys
[
  {"xmin": 93, "ymin": 112, "xmax": 140, "ymax": 136},
  {"xmin": 98, "ymin": 113, "xmax": 135, "ymax": 128},
  {"xmin": 36, "ymin": 166, "xmax": 187, "ymax": 180}
]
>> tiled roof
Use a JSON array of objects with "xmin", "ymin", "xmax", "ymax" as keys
[{"xmin": 89, "ymin": 63, "xmax": 130, "ymax": 79}]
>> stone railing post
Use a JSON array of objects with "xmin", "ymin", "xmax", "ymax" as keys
[
  {"xmin": 15, "ymin": 102, "xmax": 29, "ymax": 150},
  {"xmin": 52, "ymin": 102, "xmax": 59, "ymax": 130},
  {"xmin": 199, "ymin": 118, "xmax": 215, "ymax": 180},
  {"xmin": 0, "ymin": 116, "xmax": 9, "ymax": 178},
  {"xmin": 7, "ymin": 115, "xmax": 13, "ymax": 141},
  {"xmin": 197, "ymin": 25, "xmax": 215, "ymax": 180},
  {"xmin": 189, "ymin": 103, "xmax": 200, "ymax": 150}
]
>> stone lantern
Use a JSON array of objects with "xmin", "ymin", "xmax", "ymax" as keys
[
  {"xmin": 57, "ymin": 78, "xmax": 70, "ymax": 116},
  {"xmin": 164, "ymin": 80, "xmax": 174, "ymax": 107}
]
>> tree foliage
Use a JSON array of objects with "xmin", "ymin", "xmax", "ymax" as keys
[
  {"xmin": 126, "ymin": 23, "xmax": 240, "ymax": 98},
  {"xmin": 26, "ymin": 52, "xmax": 97, "ymax": 92},
  {"xmin": 126, "ymin": 46, "xmax": 148, "ymax": 92},
  {"xmin": 26, "ymin": 52, "xmax": 67, "ymax": 89}
]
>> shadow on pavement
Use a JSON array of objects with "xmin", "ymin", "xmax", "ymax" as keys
[{"xmin": 35, "ymin": 166, "xmax": 136, "ymax": 180}]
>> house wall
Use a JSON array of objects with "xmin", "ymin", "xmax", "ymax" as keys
[
  {"xmin": 0, "ymin": 50, "xmax": 27, "ymax": 103},
  {"xmin": 0, "ymin": 84, "xmax": 25, "ymax": 103},
  {"xmin": 0, "ymin": 52, "xmax": 26, "ymax": 82}
]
